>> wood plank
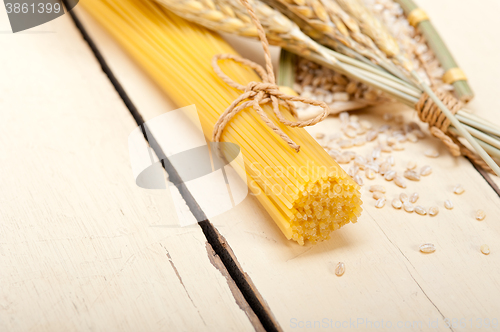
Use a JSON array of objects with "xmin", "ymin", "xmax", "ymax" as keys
[
  {"xmin": 417, "ymin": 0, "xmax": 500, "ymax": 189},
  {"xmin": 0, "ymin": 10, "xmax": 257, "ymax": 332},
  {"xmin": 76, "ymin": 2, "xmax": 500, "ymax": 331}
]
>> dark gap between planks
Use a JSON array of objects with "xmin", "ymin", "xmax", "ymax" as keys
[
  {"xmin": 468, "ymin": 159, "xmax": 500, "ymax": 198},
  {"xmin": 63, "ymin": 2, "xmax": 500, "ymax": 330},
  {"xmin": 63, "ymin": 2, "xmax": 281, "ymax": 331}
]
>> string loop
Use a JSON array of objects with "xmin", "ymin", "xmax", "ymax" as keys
[{"xmin": 211, "ymin": 0, "xmax": 330, "ymax": 152}]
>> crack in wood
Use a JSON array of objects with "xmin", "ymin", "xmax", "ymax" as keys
[
  {"xmin": 160, "ymin": 243, "xmax": 207, "ymax": 327},
  {"xmin": 370, "ymin": 213, "xmax": 454, "ymax": 332},
  {"xmin": 64, "ymin": 4, "xmax": 282, "ymax": 331},
  {"xmin": 206, "ymin": 242, "xmax": 265, "ymax": 332}
]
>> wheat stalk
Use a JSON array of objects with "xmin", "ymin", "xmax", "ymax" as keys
[
  {"xmin": 153, "ymin": 0, "xmax": 408, "ymax": 103},
  {"xmin": 266, "ymin": 0, "xmax": 415, "ymax": 84},
  {"xmin": 153, "ymin": 0, "xmax": 417, "ymax": 96},
  {"xmin": 330, "ymin": 0, "xmax": 500, "ymax": 175},
  {"xmin": 264, "ymin": 0, "xmax": 406, "ymax": 76},
  {"xmin": 292, "ymin": 55, "xmax": 389, "ymax": 118},
  {"xmin": 154, "ymin": 0, "xmax": 500, "ymax": 175},
  {"xmin": 335, "ymin": 0, "xmax": 399, "ymax": 57},
  {"xmin": 288, "ymin": 0, "xmax": 438, "ymax": 117},
  {"xmin": 156, "ymin": 0, "xmax": 342, "ymax": 65},
  {"xmin": 362, "ymin": 0, "xmax": 439, "ymax": 86}
]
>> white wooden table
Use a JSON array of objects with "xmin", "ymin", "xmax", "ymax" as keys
[{"xmin": 1, "ymin": 1, "xmax": 500, "ymax": 331}]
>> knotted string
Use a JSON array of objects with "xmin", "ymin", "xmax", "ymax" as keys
[
  {"xmin": 211, "ymin": 0, "xmax": 330, "ymax": 152},
  {"xmin": 211, "ymin": 0, "xmax": 491, "ymax": 172},
  {"xmin": 416, "ymin": 89, "xmax": 462, "ymax": 157},
  {"xmin": 416, "ymin": 89, "xmax": 493, "ymax": 172}
]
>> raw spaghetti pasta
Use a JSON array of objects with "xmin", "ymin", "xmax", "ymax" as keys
[{"xmin": 82, "ymin": 0, "xmax": 362, "ymax": 245}]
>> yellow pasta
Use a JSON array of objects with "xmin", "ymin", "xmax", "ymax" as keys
[{"xmin": 82, "ymin": 0, "xmax": 362, "ymax": 245}]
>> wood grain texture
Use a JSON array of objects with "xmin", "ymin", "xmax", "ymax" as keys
[
  {"xmin": 0, "ymin": 9, "xmax": 256, "ymax": 332},
  {"xmin": 416, "ymin": 0, "xmax": 500, "ymax": 189},
  {"xmin": 76, "ymin": 2, "xmax": 500, "ymax": 331}
]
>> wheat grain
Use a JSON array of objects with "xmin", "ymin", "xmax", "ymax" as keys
[
  {"xmin": 394, "ymin": 175, "xmax": 406, "ymax": 188},
  {"xmin": 415, "ymin": 205, "xmax": 426, "ymax": 215},
  {"xmin": 428, "ymin": 206, "xmax": 439, "ymax": 216},
  {"xmin": 335, "ymin": 262, "xmax": 346, "ymax": 276},
  {"xmin": 424, "ymin": 149, "xmax": 439, "ymax": 158},
  {"xmin": 354, "ymin": 174, "xmax": 364, "ymax": 186},
  {"xmin": 404, "ymin": 169, "xmax": 420, "ymax": 181},
  {"xmin": 362, "ymin": 0, "xmax": 444, "ymax": 88},
  {"xmin": 406, "ymin": 161, "xmax": 416, "ymax": 170},
  {"xmin": 269, "ymin": 0, "xmax": 398, "ymax": 71},
  {"xmin": 420, "ymin": 165, "xmax": 432, "ymax": 176},
  {"xmin": 406, "ymin": 132, "xmax": 418, "ymax": 143},
  {"xmin": 384, "ymin": 170, "xmax": 396, "ymax": 181},
  {"xmin": 335, "ymin": 0, "xmax": 400, "ymax": 57},
  {"xmin": 444, "ymin": 199, "xmax": 453, "ymax": 210},
  {"xmin": 480, "ymin": 244, "xmax": 490, "ymax": 255},
  {"xmin": 379, "ymin": 162, "xmax": 391, "ymax": 175},
  {"xmin": 419, "ymin": 243, "xmax": 435, "ymax": 253},
  {"xmin": 375, "ymin": 197, "xmax": 386, "ymax": 208},
  {"xmin": 453, "ymin": 184, "xmax": 465, "ymax": 195},
  {"xmin": 155, "ymin": 0, "xmax": 341, "ymax": 69},
  {"xmin": 348, "ymin": 165, "xmax": 359, "ymax": 177},
  {"xmin": 369, "ymin": 185, "xmax": 386, "ymax": 193},
  {"xmin": 475, "ymin": 210, "xmax": 486, "ymax": 221},
  {"xmin": 294, "ymin": 58, "xmax": 386, "ymax": 118},
  {"xmin": 403, "ymin": 201, "xmax": 414, "ymax": 212},
  {"xmin": 365, "ymin": 167, "xmax": 376, "ymax": 179},
  {"xmin": 392, "ymin": 143, "xmax": 404, "ymax": 151},
  {"xmin": 353, "ymin": 137, "xmax": 367, "ymax": 146},
  {"xmin": 391, "ymin": 198, "xmax": 402, "ymax": 209},
  {"xmin": 360, "ymin": 120, "xmax": 372, "ymax": 129}
]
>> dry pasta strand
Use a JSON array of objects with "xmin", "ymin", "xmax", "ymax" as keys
[{"xmin": 82, "ymin": 0, "xmax": 362, "ymax": 245}]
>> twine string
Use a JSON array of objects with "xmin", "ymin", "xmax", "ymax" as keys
[
  {"xmin": 416, "ymin": 89, "xmax": 493, "ymax": 172},
  {"xmin": 210, "ymin": 0, "xmax": 492, "ymax": 172},
  {"xmin": 211, "ymin": 0, "xmax": 330, "ymax": 152}
]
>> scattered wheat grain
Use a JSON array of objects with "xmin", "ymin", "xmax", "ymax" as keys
[
  {"xmin": 453, "ymin": 184, "xmax": 465, "ymax": 195},
  {"xmin": 404, "ymin": 170, "xmax": 420, "ymax": 181},
  {"xmin": 369, "ymin": 185, "xmax": 386, "ymax": 193},
  {"xmin": 335, "ymin": 262, "xmax": 345, "ymax": 276},
  {"xmin": 424, "ymin": 149, "xmax": 439, "ymax": 158},
  {"xmin": 384, "ymin": 170, "xmax": 396, "ymax": 181},
  {"xmin": 428, "ymin": 206, "xmax": 439, "ymax": 216},
  {"xmin": 403, "ymin": 202, "xmax": 414, "ymax": 213},
  {"xmin": 415, "ymin": 205, "xmax": 427, "ymax": 215},
  {"xmin": 419, "ymin": 243, "xmax": 436, "ymax": 253},
  {"xmin": 394, "ymin": 176, "xmax": 407, "ymax": 188},
  {"xmin": 375, "ymin": 197, "xmax": 386, "ymax": 208},
  {"xmin": 420, "ymin": 165, "xmax": 432, "ymax": 176},
  {"xmin": 391, "ymin": 198, "xmax": 402, "ymax": 209},
  {"xmin": 480, "ymin": 244, "xmax": 490, "ymax": 255},
  {"xmin": 475, "ymin": 210, "xmax": 486, "ymax": 221}
]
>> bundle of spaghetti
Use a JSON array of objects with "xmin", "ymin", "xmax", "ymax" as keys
[{"xmin": 82, "ymin": 0, "xmax": 362, "ymax": 245}]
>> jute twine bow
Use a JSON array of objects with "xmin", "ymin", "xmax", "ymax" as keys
[
  {"xmin": 211, "ymin": 0, "xmax": 330, "ymax": 152},
  {"xmin": 416, "ymin": 90, "xmax": 493, "ymax": 172}
]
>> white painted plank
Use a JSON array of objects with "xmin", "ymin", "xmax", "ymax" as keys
[
  {"xmin": 0, "ymin": 9, "xmax": 256, "ymax": 332},
  {"xmin": 417, "ymin": 0, "xmax": 500, "ymax": 188},
  {"xmin": 76, "ymin": 2, "xmax": 500, "ymax": 331}
]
